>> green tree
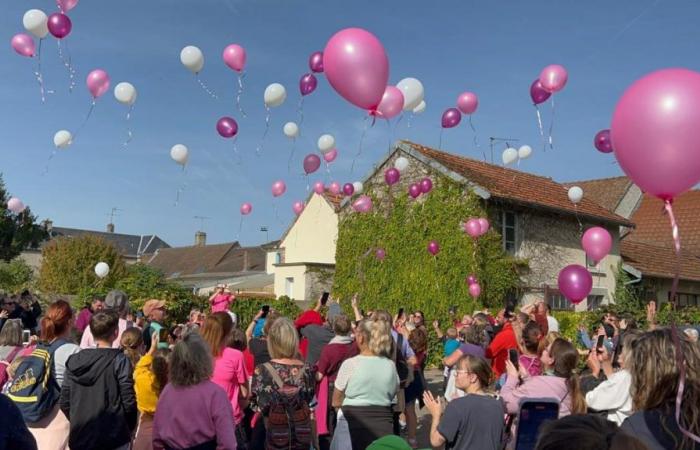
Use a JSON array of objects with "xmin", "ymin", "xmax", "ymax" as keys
[
  {"xmin": 612, "ymin": 262, "xmax": 644, "ymax": 313},
  {"xmin": 0, "ymin": 258, "xmax": 34, "ymax": 292},
  {"xmin": 0, "ymin": 175, "xmax": 48, "ymax": 262},
  {"xmin": 38, "ymin": 235, "xmax": 127, "ymax": 295}
]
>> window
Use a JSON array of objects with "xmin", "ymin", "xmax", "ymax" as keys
[
  {"xmin": 587, "ymin": 295, "xmax": 604, "ymax": 311},
  {"xmin": 285, "ymin": 277, "xmax": 294, "ymax": 298},
  {"xmin": 501, "ymin": 211, "xmax": 518, "ymax": 254},
  {"xmin": 673, "ymin": 292, "xmax": 700, "ymax": 308},
  {"xmin": 547, "ymin": 292, "xmax": 574, "ymax": 311},
  {"xmin": 274, "ymin": 252, "xmax": 281, "ymax": 264}
]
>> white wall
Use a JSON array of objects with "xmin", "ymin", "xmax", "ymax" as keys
[
  {"xmin": 281, "ymin": 194, "xmax": 338, "ymax": 264},
  {"xmin": 273, "ymin": 265, "xmax": 307, "ymax": 300}
]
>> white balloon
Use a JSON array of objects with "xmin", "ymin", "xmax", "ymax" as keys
[
  {"xmin": 94, "ymin": 262, "xmax": 110, "ymax": 279},
  {"xmin": 352, "ymin": 181, "xmax": 364, "ymax": 194},
  {"xmin": 53, "ymin": 130, "xmax": 72, "ymax": 149},
  {"xmin": 568, "ymin": 186, "xmax": 584, "ymax": 204},
  {"xmin": 180, "ymin": 46, "xmax": 204, "ymax": 74},
  {"xmin": 283, "ymin": 122, "xmax": 299, "ymax": 139},
  {"xmin": 394, "ymin": 156, "xmax": 409, "ymax": 171},
  {"xmin": 502, "ymin": 147, "xmax": 518, "ymax": 165},
  {"xmin": 114, "ymin": 82, "xmax": 137, "ymax": 105},
  {"xmin": 396, "ymin": 78, "xmax": 425, "ymax": 111},
  {"xmin": 518, "ymin": 145, "xmax": 532, "ymax": 160},
  {"xmin": 412, "ymin": 100, "xmax": 426, "ymax": 114},
  {"xmin": 170, "ymin": 144, "xmax": 189, "ymax": 166},
  {"xmin": 264, "ymin": 83, "xmax": 287, "ymax": 108},
  {"xmin": 23, "ymin": 9, "xmax": 48, "ymax": 39},
  {"xmin": 317, "ymin": 134, "xmax": 335, "ymax": 154}
]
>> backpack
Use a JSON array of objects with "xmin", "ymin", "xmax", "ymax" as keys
[
  {"xmin": 0, "ymin": 346, "xmax": 23, "ymax": 388},
  {"xmin": 6, "ymin": 339, "xmax": 65, "ymax": 423},
  {"xmin": 262, "ymin": 362, "xmax": 313, "ymax": 450}
]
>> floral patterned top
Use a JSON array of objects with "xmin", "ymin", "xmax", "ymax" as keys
[{"xmin": 251, "ymin": 361, "xmax": 315, "ymax": 415}]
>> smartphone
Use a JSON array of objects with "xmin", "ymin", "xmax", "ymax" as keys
[
  {"xmin": 595, "ymin": 335, "xmax": 605, "ymax": 353},
  {"xmin": 515, "ymin": 399, "xmax": 560, "ymax": 450},
  {"xmin": 158, "ymin": 328, "xmax": 170, "ymax": 342},
  {"xmin": 509, "ymin": 348, "xmax": 520, "ymax": 369},
  {"xmin": 397, "ymin": 307, "xmax": 405, "ymax": 319},
  {"xmin": 261, "ymin": 305, "xmax": 270, "ymax": 318},
  {"xmin": 321, "ymin": 292, "xmax": 330, "ymax": 306},
  {"xmin": 22, "ymin": 329, "xmax": 31, "ymax": 345}
]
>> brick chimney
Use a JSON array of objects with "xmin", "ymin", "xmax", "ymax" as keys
[
  {"xmin": 194, "ymin": 231, "xmax": 207, "ymax": 247},
  {"xmin": 106, "ymin": 223, "xmax": 115, "ymax": 233}
]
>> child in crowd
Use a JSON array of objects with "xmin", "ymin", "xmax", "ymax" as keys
[
  {"xmin": 120, "ymin": 327, "xmax": 144, "ymax": 369},
  {"xmin": 133, "ymin": 332, "xmax": 171, "ymax": 450},
  {"xmin": 433, "ymin": 320, "xmax": 461, "ymax": 390}
]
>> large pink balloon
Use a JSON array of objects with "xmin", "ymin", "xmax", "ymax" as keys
[
  {"xmin": 57, "ymin": 0, "xmax": 79, "ymax": 12},
  {"xmin": 240, "ymin": 202, "xmax": 252, "ymax": 215},
  {"xmin": 271, "ymin": 180, "xmax": 286, "ymax": 197},
  {"xmin": 611, "ymin": 68, "xmax": 700, "ymax": 200},
  {"xmin": 558, "ymin": 264, "xmax": 593, "ymax": 304},
  {"xmin": 352, "ymin": 195, "xmax": 373, "ymax": 213},
  {"xmin": 86, "ymin": 69, "xmax": 110, "ymax": 99},
  {"xmin": 312, "ymin": 181, "xmax": 325, "ymax": 194},
  {"xmin": 581, "ymin": 227, "xmax": 612, "ymax": 264},
  {"xmin": 223, "ymin": 44, "xmax": 246, "ymax": 72},
  {"xmin": 469, "ymin": 282, "xmax": 481, "ymax": 298},
  {"xmin": 11, "ymin": 34, "xmax": 35, "ymax": 58},
  {"xmin": 539, "ymin": 64, "xmax": 568, "ymax": 93},
  {"xmin": 457, "ymin": 92, "xmax": 478, "ymax": 115},
  {"xmin": 292, "ymin": 201, "xmax": 305, "ymax": 215},
  {"xmin": 375, "ymin": 86, "xmax": 404, "ymax": 119},
  {"xmin": 323, "ymin": 28, "xmax": 389, "ymax": 112},
  {"xmin": 303, "ymin": 154, "xmax": 321, "ymax": 174},
  {"xmin": 323, "ymin": 148, "xmax": 338, "ymax": 163}
]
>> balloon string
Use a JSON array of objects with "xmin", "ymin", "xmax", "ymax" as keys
[
  {"xmin": 407, "ymin": 112, "xmax": 414, "ymax": 129},
  {"xmin": 195, "ymin": 73, "xmax": 218, "ymax": 99},
  {"xmin": 33, "ymin": 39, "xmax": 54, "ymax": 103},
  {"xmin": 232, "ymin": 135, "xmax": 241, "ymax": 165},
  {"xmin": 56, "ymin": 40, "xmax": 76, "ymax": 93},
  {"xmin": 350, "ymin": 116, "xmax": 370, "ymax": 174},
  {"xmin": 386, "ymin": 117, "xmax": 392, "ymax": 151},
  {"xmin": 394, "ymin": 113, "xmax": 404, "ymax": 135},
  {"xmin": 548, "ymin": 96, "xmax": 556, "ymax": 151},
  {"xmin": 438, "ymin": 127, "xmax": 444, "ymax": 150},
  {"xmin": 122, "ymin": 104, "xmax": 134, "ymax": 147},
  {"xmin": 236, "ymin": 216, "xmax": 243, "ymax": 240},
  {"xmin": 41, "ymin": 149, "xmax": 57, "ymax": 176},
  {"xmin": 287, "ymin": 138, "xmax": 296, "ymax": 173},
  {"xmin": 574, "ymin": 204, "xmax": 583, "ymax": 236},
  {"xmin": 468, "ymin": 115, "xmax": 480, "ymax": 150},
  {"xmin": 174, "ymin": 167, "xmax": 188, "ymax": 206},
  {"xmin": 272, "ymin": 200, "xmax": 284, "ymax": 226},
  {"xmin": 256, "ymin": 106, "xmax": 271, "ymax": 156},
  {"xmin": 297, "ymin": 97, "xmax": 305, "ymax": 128},
  {"xmin": 236, "ymin": 72, "xmax": 247, "ymax": 117},
  {"xmin": 535, "ymin": 105, "xmax": 546, "ymax": 151}
]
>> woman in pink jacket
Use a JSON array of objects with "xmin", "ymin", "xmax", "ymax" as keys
[{"xmin": 501, "ymin": 338, "xmax": 586, "ymax": 417}]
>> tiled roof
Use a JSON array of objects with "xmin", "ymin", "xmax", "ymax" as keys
[
  {"xmin": 402, "ymin": 141, "xmax": 633, "ymax": 227},
  {"xmin": 323, "ymin": 192, "xmax": 343, "ymax": 211},
  {"xmin": 147, "ymin": 242, "xmax": 266, "ymax": 279},
  {"xmin": 627, "ymin": 191, "xmax": 700, "ymax": 255},
  {"xmin": 49, "ymin": 227, "xmax": 170, "ymax": 258},
  {"xmin": 566, "ymin": 176, "xmax": 633, "ymax": 213},
  {"xmin": 621, "ymin": 239, "xmax": 700, "ymax": 282}
]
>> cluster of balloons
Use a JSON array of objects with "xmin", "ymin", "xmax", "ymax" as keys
[
  {"xmin": 7, "ymin": 197, "xmax": 26, "ymax": 214},
  {"xmin": 463, "ymin": 217, "xmax": 490, "ymax": 238},
  {"xmin": 558, "ymin": 226, "xmax": 612, "ymax": 305},
  {"xmin": 441, "ymin": 91, "xmax": 479, "ymax": 129},
  {"xmin": 12, "ymin": 3, "xmax": 80, "ymax": 58},
  {"xmin": 408, "ymin": 178, "xmax": 433, "ymax": 199},
  {"xmin": 466, "ymin": 274, "xmax": 481, "ymax": 299},
  {"xmin": 94, "ymin": 261, "xmax": 110, "ymax": 279},
  {"xmin": 502, "ymin": 145, "xmax": 533, "ymax": 165}
]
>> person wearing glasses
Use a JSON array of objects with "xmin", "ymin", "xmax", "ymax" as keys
[{"xmin": 1, "ymin": 292, "xmax": 42, "ymax": 335}]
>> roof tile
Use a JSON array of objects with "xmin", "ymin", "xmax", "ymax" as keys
[{"xmin": 621, "ymin": 239, "xmax": 700, "ymax": 282}]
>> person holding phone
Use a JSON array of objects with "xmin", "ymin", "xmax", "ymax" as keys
[
  {"xmin": 142, "ymin": 299, "xmax": 168, "ymax": 352},
  {"xmin": 209, "ymin": 285, "xmax": 235, "ymax": 313},
  {"xmin": 423, "ymin": 355, "xmax": 505, "ymax": 449}
]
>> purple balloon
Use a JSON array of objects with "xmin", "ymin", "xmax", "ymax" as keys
[
  {"xmin": 427, "ymin": 240, "xmax": 440, "ymax": 256},
  {"xmin": 594, "ymin": 129, "xmax": 613, "ymax": 154},
  {"xmin": 299, "ymin": 73, "xmax": 318, "ymax": 96},
  {"xmin": 466, "ymin": 274, "xmax": 477, "ymax": 285},
  {"xmin": 530, "ymin": 79, "xmax": 551, "ymax": 105},
  {"xmin": 309, "ymin": 51, "xmax": 324, "ymax": 73},
  {"xmin": 469, "ymin": 283, "xmax": 481, "ymax": 298},
  {"xmin": 464, "ymin": 219, "xmax": 481, "ymax": 238},
  {"xmin": 557, "ymin": 264, "xmax": 593, "ymax": 304},
  {"xmin": 375, "ymin": 248, "xmax": 386, "ymax": 261},
  {"xmin": 343, "ymin": 183, "xmax": 355, "ymax": 196},
  {"xmin": 384, "ymin": 168, "xmax": 400, "ymax": 186},
  {"xmin": 441, "ymin": 108, "xmax": 462, "ymax": 128},
  {"xmin": 420, "ymin": 178, "xmax": 433, "ymax": 194},
  {"xmin": 408, "ymin": 183, "xmax": 421, "ymax": 199},
  {"xmin": 47, "ymin": 13, "xmax": 72, "ymax": 39},
  {"xmin": 216, "ymin": 117, "xmax": 238, "ymax": 138},
  {"xmin": 303, "ymin": 154, "xmax": 321, "ymax": 174}
]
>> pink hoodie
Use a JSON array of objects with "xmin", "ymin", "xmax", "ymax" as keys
[{"xmin": 500, "ymin": 374, "xmax": 572, "ymax": 417}]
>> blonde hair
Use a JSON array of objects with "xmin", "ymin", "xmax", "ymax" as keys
[
  {"xmin": 120, "ymin": 327, "xmax": 143, "ymax": 368},
  {"xmin": 266, "ymin": 317, "xmax": 299, "ymax": 359},
  {"xmin": 356, "ymin": 318, "xmax": 393, "ymax": 358}
]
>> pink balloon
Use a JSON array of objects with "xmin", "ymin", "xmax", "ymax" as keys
[
  {"xmin": 271, "ymin": 180, "xmax": 286, "ymax": 197},
  {"xmin": 323, "ymin": 28, "xmax": 389, "ymax": 112},
  {"xmin": 292, "ymin": 201, "xmax": 305, "ymax": 215},
  {"xmin": 408, "ymin": 183, "xmax": 421, "ymax": 199},
  {"xmin": 539, "ymin": 64, "xmax": 568, "ymax": 93},
  {"xmin": 312, "ymin": 181, "xmax": 325, "ymax": 195},
  {"xmin": 47, "ymin": 13, "xmax": 72, "ymax": 39},
  {"xmin": 530, "ymin": 79, "xmax": 551, "ymax": 105},
  {"xmin": 7, "ymin": 197, "xmax": 25, "ymax": 214},
  {"xmin": 216, "ymin": 117, "xmax": 238, "ymax": 138},
  {"xmin": 375, "ymin": 86, "xmax": 404, "ymax": 119},
  {"xmin": 594, "ymin": 129, "xmax": 613, "ymax": 154},
  {"xmin": 343, "ymin": 183, "xmax": 355, "ymax": 196},
  {"xmin": 464, "ymin": 219, "xmax": 481, "ymax": 238},
  {"xmin": 557, "ymin": 264, "xmax": 593, "ymax": 304},
  {"xmin": 309, "ymin": 51, "xmax": 324, "ymax": 73},
  {"xmin": 581, "ymin": 227, "xmax": 612, "ymax": 264},
  {"xmin": 86, "ymin": 69, "xmax": 110, "ymax": 99},
  {"xmin": 427, "ymin": 240, "xmax": 440, "ymax": 256},
  {"xmin": 57, "ymin": 0, "xmax": 79, "ymax": 12},
  {"xmin": 466, "ymin": 274, "xmax": 477, "ymax": 286},
  {"xmin": 478, "ymin": 218, "xmax": 490, "ymax": 235},
  {"xmin": 11, "ymin": 34, "xmax": 35, "ymax": 58},
  {"xmin": 222, "ymin": 44, "xmax": 246, "ymax": 72},
  {"xmin": 611, "ymin": 68, "xmax": 700, "ymax": 200},
  {"xmin": 323, "ymin": 148, "xmax": 338, "ymax": 163},
  {"xmin": 441, "ymin": 108, "xmax": 462, "ymax": 128},
  {"xmin": 384, "ymin": 168, "xmax": 400, "ymax": 186},
  {"xmin": 352, "ymin": 195, "xmax": 373, "ymax": 213},
  {"xmin": 457, "ymin": 92, "xmax": 478, "ymax": 115},
  {"xmin": 375, "ymin": 248, "xmax": 386, "ymax": 261},
  {"xmin": 328, "ymin": 181, "xmax": 341, "ymax": 195},
  {"xmin": 303, "ymin": 154, "xmax": 321, "ymax": 174},
  {"xmin": 420, "ymin": 178, "xmax": 433, "ymax": 194},
  {"xmin": 240, "ymin": 202, "xmax": 252, "ymax": 215},
  {"xmin": 469, "ymin": 282, "xmax": 481, "ymax": 298}
]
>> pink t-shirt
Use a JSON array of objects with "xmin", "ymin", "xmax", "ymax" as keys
[
  {"xmin": 211, "ymin": 347, "xmax": 247, "ymax": 424},
  {"xmin": 210, "ymin": 293, "xmax": 234, "ymax": 313}
]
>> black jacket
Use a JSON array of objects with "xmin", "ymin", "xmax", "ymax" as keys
[
  {"xmin": 0, "ymin": 394, "xmax": 37, "ymax": 450},
  {"xmin": 59, "ymin": 348, "xmax": 137, "ymax": 450},
  {"xmin": 5, "ymin": 302, "xmax": 42, "ymax": 333}
]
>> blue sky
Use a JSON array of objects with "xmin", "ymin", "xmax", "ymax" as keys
[{"xmin": 1, "ymin": 0, "xmax": 698, "ymax": 247}]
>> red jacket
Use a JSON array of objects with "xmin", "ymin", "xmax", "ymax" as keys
[{"xmin": 486, "ymin": 322, "xmax": 518, "ymax": 378}]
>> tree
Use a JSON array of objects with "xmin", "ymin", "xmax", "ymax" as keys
[
  {"xmin": 0, "ymin": 175, "xmax": 48, "ymax": 262},
  {"xmin": 38, "ymin": 235, "xmax": 127, "ymax": 295},
  {"xmin": 0, "ymin": 258, "xmax": 34, "ymax": 292}
]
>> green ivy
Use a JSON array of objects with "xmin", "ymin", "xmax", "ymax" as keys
[{"xmin": 230, "ymin": 296, "xmax": 302, "ymax": 327}]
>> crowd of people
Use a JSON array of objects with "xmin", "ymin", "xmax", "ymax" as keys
[{"xmin": 1, "ymin": 287, "xmax": 699, "ymax": 450}]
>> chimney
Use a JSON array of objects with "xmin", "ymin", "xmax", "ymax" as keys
[
  {"xmin": 194, "ymin": 231, "xmax": 207, "ymax": 247},
  {"xmin": 106, "ymin": 223, "xmax": 115, "ymax": 233}
]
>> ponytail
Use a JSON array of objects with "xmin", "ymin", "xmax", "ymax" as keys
[
  {"xmin": 550, "ymin": 338, "xmax": 586, "ymax": 414},
  {"xmin": 40, "ymin": 300, "xmax": 73, "ymax": 342}
]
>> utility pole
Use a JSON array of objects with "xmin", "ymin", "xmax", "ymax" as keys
[{"xmin": 193, "ymin": 216, "xmax": 210, "ymax": 231}]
